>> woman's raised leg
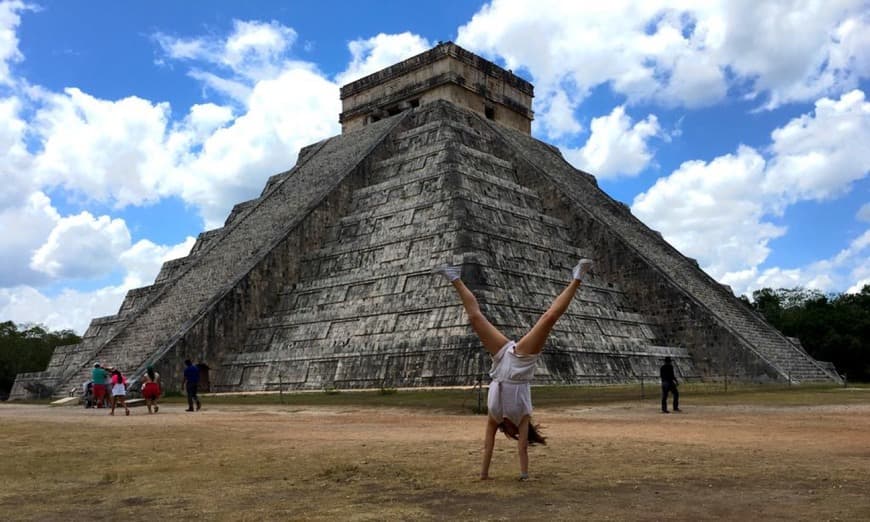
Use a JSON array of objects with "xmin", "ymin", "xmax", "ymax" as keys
[
  {"xmin": 516, "ymin": 259, "xmax": 593, "ymax": 356},
  {"xmin": 434, "ymin": 265, "xmax": 509, "ymax": 356}
]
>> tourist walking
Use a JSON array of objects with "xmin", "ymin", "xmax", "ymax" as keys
[
  {"xmin": 91, "ymin": 363, "xmax": 109, "ymax": 408},
  {"xmin": 660, "ymin": 356, "xmax": 680, "ymax": 413},
  {"xmin": 141, "ymin": 366, "xmax": 161, "ymax": 414},
  {"xmin": 434, "ymin": 257, "xmax": 594, "ymax": 481},
  {"xmin": 182, "ymin": 359, "xmax": 201, "ymax": 412},
  {"xmin": 109, "ymin": 368, "xmax": 130, "ymax": 416}
]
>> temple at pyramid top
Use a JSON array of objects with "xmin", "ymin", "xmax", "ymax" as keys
[{"xmin": 339, "ymin": 42, "xmax": 534, "ymax": 134}]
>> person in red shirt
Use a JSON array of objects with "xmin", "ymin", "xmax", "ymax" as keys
[{"xmin": 141, "ymin": 366, "xmax": 161, "ymax": 414}]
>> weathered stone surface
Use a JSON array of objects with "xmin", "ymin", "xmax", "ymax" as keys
[{"xmin": 11, "ymin": 45, "xmax": 839, "ymax": 400}]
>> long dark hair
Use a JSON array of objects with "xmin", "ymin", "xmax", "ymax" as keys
[
  {"xmin": 112, "ymin": 369, "xmax": 123, "ymax": 382},
  {"xmin": 146, "ymin": 367, "xmax": 156, "ymax": 380},
  {"xmin": 499, "ymin": 419, "xmax": 547, "ymax": 445}
]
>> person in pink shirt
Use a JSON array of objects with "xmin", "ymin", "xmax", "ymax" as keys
[{"xmin": 109, "ymin": 368, "xmax": 130, "ymax": 416}]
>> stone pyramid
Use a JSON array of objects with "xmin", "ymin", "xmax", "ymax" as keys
[{"xmin": 11, "ymin": 43, "xmax": 839, "ymax": 399}]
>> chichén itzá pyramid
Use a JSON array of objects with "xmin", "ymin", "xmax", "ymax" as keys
[{"xmin": 11, "ymin": 43, "xmax": 841, "ymax": 399}]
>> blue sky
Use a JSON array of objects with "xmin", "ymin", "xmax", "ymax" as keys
[{"xmin": 1, "ymin": 0, "xmax": 868, "ymax": 334}]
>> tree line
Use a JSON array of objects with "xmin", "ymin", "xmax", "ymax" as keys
[
  {"xmin": 741, "ymin": 285, "xmax": 870, "ymax": 382},
  {"xmin": 0, "ymin": 321, "xmax": 81, "ymax": 399}
]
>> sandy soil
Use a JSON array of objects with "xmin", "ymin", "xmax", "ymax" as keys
[{"xmin": 1, "ymin": 398, "xmax": 869, "ymax": 521}]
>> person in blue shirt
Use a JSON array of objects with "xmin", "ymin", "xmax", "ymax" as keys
[{"xmin": 182, "ymin": 359, "xmax": 202, "ymax": 412}]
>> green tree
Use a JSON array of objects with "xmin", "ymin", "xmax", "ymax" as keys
[
  {"xmin": 0, "ymin": 321, "xmax": 81, "ymax": 398},
  {"xmin": 751, "ymin": 285, "xmax": 870, "ymax": 381}
]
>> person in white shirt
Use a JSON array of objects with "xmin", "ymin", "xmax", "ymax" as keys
[{"xmin": 434, "ymin": 258, "xmax": 593, "ymax": 481}]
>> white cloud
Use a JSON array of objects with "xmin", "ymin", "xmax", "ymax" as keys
[
  {"xmin": 563, "ymin": 105, "xmax": 661, "ymax": 178},
  {"xmin": 535, "ymin": 88, "xmax": 583, "ymax": 138},
  {"xmin": 178, "ymin": 103, "xmax": 235, "ymax": 143},
  {"xmin": 0, "ymin": 191, "xmax": 59, "ymax": 286},
  {"xmin": 19, "ymin": 25, "xmax": 340, "ymax": 228},
  {"xmin": 30, "ymin": 212, "xmax": 132, "ymax": 279},
  {"xmin": 223, "ymin": 20, "xmax": 297, "ymax": 74},
  {"xmin": 188, "ymin": 69, "xmax": 252, "ymax": 103},
  {"xmin": 633, "ymin": 90, "xmax": 870, "ymax": 295},
  {"xmin": 0, "ymin": 95, "xmax": 33, "ymax": 208},
  {"xmin": 30, "ymin": 88, "xmax": 173, "ymax": 207},
  {"xmin": 0, "ymin": 284, "xmax": 126, "ymax": 334},
  {"xmin": 751, "ymin": 228, "xmax": 870, "ymax": 295},
  {"xmin": 0, "ymin": 0, "xmax": 27, "ymax": 85},
  {"xmin": 119, "ymin": 236, "xmax": 196, "ymax": 287},
  {"xmin": 857, "ymin": 202, "xmax": 870, "ymax": 222},
  {"xmin": 167, "ymin": 67, "xmax": 340, "ymax": 227},
  {"xmin": 714, "ymin": 0, "xmax": 870, "ymax": 109},
  {"xmin": 0, "ymin": 235, "xmax": 195, "ymax": 333},
  {"xmin": 710, "ymin": 227, "xmax": 870, "ymax": 297},
  {"xmin": 155, "ymin": 19, "xmax": 297, "ymax": 82},
  {"xmin": 764, "ymin": 89, "xmax": 870, "ymax": 204},
  {"xmin": 335, "ymin": 32, "xmax": 431, "ymax": 86},
  {"xmin": 633, "ymin": 145, "xmax": 781, "ymax": 278},
  {"xmin": 457, "ymin": 0, "xmax": 869, "ymax": 122}
]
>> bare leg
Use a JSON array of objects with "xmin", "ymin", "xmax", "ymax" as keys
[
  {"xmin": 480, "ymin": 416, "xmax": 499, "ymax": 479},
  {"xmin": 516, "ymin": 279, "xmax": 581, "ymax": 356},
  {"xmin": 110, "ymin": 396, "xmax": 116, "ymax": 415},
  {"xmin": 517, "ymin": 416, "xmax": 530, "ymax": 478},
  {"xmin": 450, "ymin": 279, "xmax": 509, "ymax": 356}
]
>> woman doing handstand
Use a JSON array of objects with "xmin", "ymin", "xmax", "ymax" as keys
[{"xmin": 434, "ymin": 258, "xmax": 594, "ymax": 481}]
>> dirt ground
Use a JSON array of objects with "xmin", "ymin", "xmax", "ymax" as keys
[{"xmin": 1, "ymin": 394, "xmax": 870, "ymax": 521}]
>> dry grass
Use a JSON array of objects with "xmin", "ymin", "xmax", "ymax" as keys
[{"xmin": 2, "ymin": 385, "xmax": 869, "ymax": 521}]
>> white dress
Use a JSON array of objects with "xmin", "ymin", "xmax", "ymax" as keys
[
  {"xmin": 111, "ymin": 378, "xmax": 126, "ymax": 397},
  {"xmin": 487, "ymin": 341, "xmax": 540, "ymax": 425}
]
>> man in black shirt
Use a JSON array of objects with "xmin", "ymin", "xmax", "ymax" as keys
[{"xmin": 660, "ymin": 356, "xmax": 680, "ymax": 413}]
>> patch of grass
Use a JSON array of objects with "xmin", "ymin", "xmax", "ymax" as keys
[{"xmin": 179, "ymin": 382, "xmax": 869, "ymax": 412}]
